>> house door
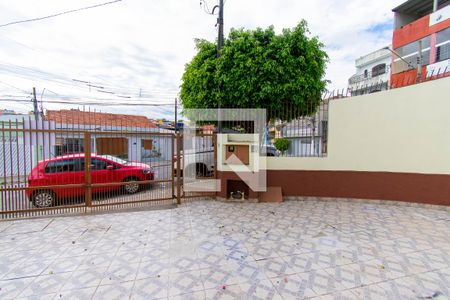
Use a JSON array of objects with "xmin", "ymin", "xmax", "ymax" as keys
[{"xmin": 96, "ymin": 138, "xmax": 128, "ymax": 159}]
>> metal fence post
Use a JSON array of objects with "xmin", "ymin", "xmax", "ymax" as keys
[
  {"xmin": 213, "ymin": 133, "xmax": 218, "ymax": 200},
  {"xmin": 171, "ymin": 133, "xmax": 175, "ymax": 198},
  {"xmin": 84, "ymin": 132, "xmax": 92, "ymax": 208},
  {"xmin": 176, "ymin": 133, "xmax": 181, "ymax": 205}
]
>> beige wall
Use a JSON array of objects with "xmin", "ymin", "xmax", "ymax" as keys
[
  {"xmin": 267, "ymin": 77, "xmax": 450, "ymax": 175},
  {"xmin": 217, "ymin": 134, "xmax": 265, "ymax": 172}
]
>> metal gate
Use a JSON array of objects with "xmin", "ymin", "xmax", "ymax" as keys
[
  {"xmin": 177, "ymin": 133, "xmax": 217, "ymax": 201},
  {"xmin": 0, "ymin": 115, "xmax": 178, "ymax": 219},
  {"xmin": 1, "ymin": 115, "xmax": 218, "ymax": 220}
]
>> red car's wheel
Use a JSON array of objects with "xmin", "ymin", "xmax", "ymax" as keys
[
  {"xmin": 123, "ymin": 177, "xmax": 140, "ymax": 194},
  {"xmin": 32, "ymin": 190, "xmax": 55, "ymax": 208}
]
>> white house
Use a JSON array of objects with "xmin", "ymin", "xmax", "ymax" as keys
[
  {"xmin": 0, "ymin": 114, "xmax": 55, "ymax": 182},
  {"xmin": 348, "ymin": 47, "xmax": 392, "ymax": 95},
  {"xmin": 45, "ymin": 109, "xmax": 173, "ymax": 163}
]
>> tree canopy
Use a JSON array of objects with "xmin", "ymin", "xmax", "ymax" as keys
[{"xmin": 180, "ymin": 20, "xmax": 328, "ymax": 121}]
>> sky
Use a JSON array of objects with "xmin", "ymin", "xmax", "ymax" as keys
[{"xmin": 0, "ymin": 0, "xmax": 405, "ymax": 120}]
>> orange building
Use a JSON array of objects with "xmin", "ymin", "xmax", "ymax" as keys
[{"xmin": 391, "ymin": 0, "xmax": 450, "ymax": 87}]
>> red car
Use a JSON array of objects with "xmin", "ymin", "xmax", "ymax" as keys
[{"xmin": 27, "ymin": 154, "xmax": 155, "ymax": 208}]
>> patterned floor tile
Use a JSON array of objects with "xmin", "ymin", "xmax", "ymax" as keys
[
  {"xmin": 58, "ymin": 245, "xmax": 93, "ymax": 258},
  {"xmin": 169, "ymin": 256, "xmax": 201, "ymax": 274},
  {"xmin": 46, "ymin": 256, "xmax": 86, "ymax": 274},
  {"xmin": 249, "ymin": 243, "xmax": 281, "ymax": 261},
  {"xmin": 349, "ymin": 261, "xmax": 389, "ymax": 285},
  {"xmin": 77, "ymin": 253, "xmax": 115, "ymax": 270},
  {"xmin": 256, "ymin": 257, "xmax": 296, "ymax": 279},
  {"xmin": 414, "ymin": 271, "xmax": 450, "ymax": 298},
  {"xmin": 89, "ymin": 241, "xmax": 122, "ymax": 255},
  {"xmin": 319, "ymin": 289, "xmax": 360, "ymax": 300},
  {"xmin": 61, "ymin": 267, "xmax": 108, "ymax": 290},
  {"xmin": 324, "ymin": 264, "xmax": 363, "ymax": 290},
  {"xmin": 3, "ymin": 259, "xmax": 53, "ymax": 279},
  {"xmin": 92, "ymin": 281, "xmax": 134, "ymax": 300},
  {"xmin": 196, "ymin": 251, "xmax": 234, "ymax": 270},
  {"xmin": 137, "ymin": 259, "xmax": 170, "ymax": 279},
  {"xmin": 55, "ymin": 286, "xmax": 97, "ymax": 300},
  {"xmin": 392, "ymin": 275, "xmax": 426, "ymax": 299},
  {"xmin": 17, "ymin": 273, "xmax": 71, "ymax": 298},
  {"xmin": 204, "ymin": 284, "xmax": 243, "ymax": 300},
  {"xmin": 169, "ymin": 290, "xmax": 205, "ymax": 300},
  {"xmin": 132, "ymin": 275, "xmax": 169, "ymax": 299},
  {"xmin": 351, "ymin": 281, "xmax": 402, "ymax": 300},
  {"xmin": 270, "ymin": 274, "xmax": 317, "ymax": 299},
  {"xmin": 229, "ymin": 260, "xmax": 267, "ymax": 283},
  {"xmin": 0, "ymin": 277, "xmax": 35, "ymax": 299},
  {"xmin": 0, "ymin": 200, "xmax": 448, "ymax": 300},
  {"xmin": 101, "ymin": 261, "xmax": 139, "ymax": 284},
  {"xmin": 240, "ymin": 279, "xmax": 283, "ymax": 300},
  {"xmin": 168, "ymin": 270, "xmax": 204, "ymax": 297},
  {"xmin": 114, "ymin": 248, "xmax": 145, "ymax": 264},
  {"xmin": 15, "ymin": 292, "xmax": 56, "ymax": 300},
  {"xmin": 141, "ymin": 247, "xmax": 171, "ymax": 262},
  {"xmin": 200, "ymin": 267, "xmax": 239, "ymax": 290}
]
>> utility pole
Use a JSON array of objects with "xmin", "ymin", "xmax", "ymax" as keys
[
  {"xmin": 417, "ymin": 40, "xmax": 423, "ymax": 83},
  {"xmin": 32, "ymin": 87, "xmax": 39, "ymax": 121},
  {"xmin": 216, "ymin": 0, "xmax": 224, "ymax": 133},
  {"xmin": 217, "ymin": 0, "xmax": 224, "ymax": 53},
  {"xmin": 174, "ymin": 97, "xmax": 178, "ymax": 133},
  {"xmin": 201, "ymin": 0, "xmax": 225, "ymax": 133}
]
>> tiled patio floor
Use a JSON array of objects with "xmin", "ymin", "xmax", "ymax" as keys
[{"xmin": 0, "ymin": 199, "xmax": 449, "ymax": 299}]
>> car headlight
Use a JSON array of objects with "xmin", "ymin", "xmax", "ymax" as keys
[{"xmin": 143, "ymin": 168, "xmax": 153, "ymax": 174}]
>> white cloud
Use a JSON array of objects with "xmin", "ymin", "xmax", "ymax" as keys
[{"xmin": 0, "ymin": 0, "xmax": 405, "ymax": 118}]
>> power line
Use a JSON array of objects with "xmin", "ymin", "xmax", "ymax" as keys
[
  {"xmin": 0, "ymin": 98, "xmax": 175, "ymax": 107},
  {"xmin": 0, "ymin": 0, "xmax": 123, "ymax": 29},
  {"xmin": 0, "ymin": 80, "xmax": 31, "ymax": 94},
  {"xmin": 0, "ymin": 87, "xmax": 176, "ymax": 104},
  {"xmin": 0, "ymin": 63, "xmax": 179, "ymax": 98}
]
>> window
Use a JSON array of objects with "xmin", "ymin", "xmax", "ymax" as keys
[
  {"xmin": 54, "ymin": 138, "xmax": 84, "ymax": 156},
  {"xmin": 98, "ymin": 155, "xmax": 127, "ymax": 165},
  {"xmin": 45, "ymin": 159, "xmax": 83, "ymax": 173},
  {"xmin": 142, "ymin": 139, "xmax": 153, "ymax": 150},
  {"xmin": 301, "ymin": 137, "xmax": 312, "ymax": 144},
  {"xmin": 372, "ymin": 64, "xmax": 386, "ymax": 76},
  {"xmin": 436, "ymin": 28, "xmax": 450, "ymax": 63},
  {"xmin": 395, "ymin": 36, "xmax": 431, "ymax": 57},
  {"xmin": 364, "ymin": 69, "xmax": 368, "ymax": 78},
  {"xmin": 436, "ymin": 44, "xmax": 450, "ymax": 62},
  {"xmin": 91, "ymin": 158, "xmax": 108, "ymax": 170},
  {"xmin": 393, "ymin": 36, "xmax": 431, "ymax": 74},
  {"xmin": 436, "ymin": 27, "xmax": 450, "ymax": 45}
]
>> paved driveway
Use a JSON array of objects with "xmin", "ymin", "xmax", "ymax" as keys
[{"xmin": 0, "ymin": 199, "xmax": 449, "ymax": 299}]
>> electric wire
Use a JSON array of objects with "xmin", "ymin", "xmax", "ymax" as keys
[
  {"xmin": 0, "ymin": 98, "xmax": 176, "ymax": 107},
  {"xmin": 0, "ymin": 63, "xmax": 178, "ymax": 99},
  {"xmin": 0, "ymin": 0, "xmax": 123, "ymax": 29}
]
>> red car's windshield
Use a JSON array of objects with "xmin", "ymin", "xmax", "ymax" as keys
[{"xmin": 98, "ymin": 155, "xmax": 128, "ymax": 165}]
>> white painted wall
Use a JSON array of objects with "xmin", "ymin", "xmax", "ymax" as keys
[{"xmin": 266, "ymin": 77, "xmax": 450, "ymax": 175}]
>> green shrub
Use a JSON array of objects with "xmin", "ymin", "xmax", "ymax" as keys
[{"xmin": 274, "ymin": 138, "xmax": 290, "ymax": 154}]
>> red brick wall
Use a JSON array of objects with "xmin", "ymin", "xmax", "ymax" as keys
[{"xmin": 217, "ymin": 170, "xmax": 450, "ymax": 206}]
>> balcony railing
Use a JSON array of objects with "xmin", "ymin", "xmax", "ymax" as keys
[{"xmin": 349, "ymin": 66, "xmax": 390, "ymax": 84}]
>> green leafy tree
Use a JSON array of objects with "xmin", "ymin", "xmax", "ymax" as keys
[
  {"xmin": 274, "ymin": 138, "xmax": 291, "ymax": 155},
  {"xmin": 180, "ymin": 20, "xmax": 328, "ymax": 121}
]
